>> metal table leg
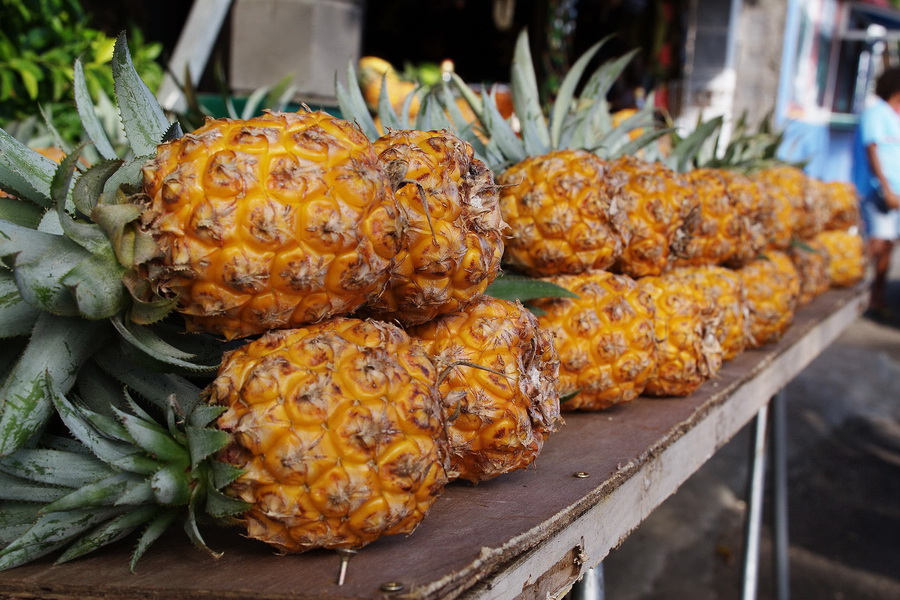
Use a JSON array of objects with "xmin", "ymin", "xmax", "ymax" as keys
[
  {"xmin": 771, "ymin": 391, "xmax": 790, "ymax": 600},
  {"xmin": 568, "ymin": 563, "xmax": 605, "ymax": 600},
  {"xmin": 742, "ymin": 404, "xmax": 769, "ymax": 600}
]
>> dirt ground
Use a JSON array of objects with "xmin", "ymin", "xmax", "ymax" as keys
[{"xmin": 598, "ymin": 267, "xmax": 900, "ymax": 599}]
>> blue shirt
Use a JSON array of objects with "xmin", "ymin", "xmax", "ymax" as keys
[{"xmin": 852, "ymin": 97, "xmax": 900, "ymax": 201}]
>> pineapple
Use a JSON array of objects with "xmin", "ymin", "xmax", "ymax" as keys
[
  {"xmin": 142, "ymin": 110, "xmax": 404, "ymax": 339},
  {"xmin": 409, "ymin": 296, "xmax": 561, "ymax": 483},
  {"xmin": 716, "ymin": 169, "xmax": 773, "ymax": 267},
  {"xmin": 671, "ymin": 168, "xmax": 745, "ymax": 268},
  {"xmin": 0, "ymin": 317, "xmax": 450, "ymax": 570},
  {"xmin": 360, "ymin": 129, "xmax": 505, "ymax": 326},
  {"xmin": 638, "ymin": 274, "xmax": 723, "ymax": 397},
  {"xmin": 822, "ymin": 180, "xmax": 860, "ymax": 231},
  {"xmin": 357, "ymin": 56, "xmax": 420, "ymax": 118},
  {"xmin": 788, "ymin": 240, "xmax": 830, "ymax": 306},
  {"xmin": 212, "ymin": 318, "xmax": 449, "ymax": 552},
  {"xmin": 755, "ymin": 177, "xmax": 794, "ymax": 251},
  {"xmin": 755, "ymin": 166, "xmax": 826, "ymax": 240},
  {"xmin": 814, "ymin": 230, "xmax": 866, "ymax": 287},
  {"xmin": 0, "ymin": 36, "xmax": 406, "ymax": 455},
  {"xmin": 433, "ymin": 31, "xmax": 659, "ymax": 278},
  {"xmin": 664, "ymin": 266, "xmax": 748, "ymax": 362},
  {"xmin": 529, "ymin": 270, "xmax": 657, "ymax": 410},
  {"xmin": 737, "ymin": 251, "xmax": 801, "ymax": 347},
  {"xmin": 498, "ymin": 149, "xmax": 628, "ymax": 276},
  {"xmin": 607, "ymin": 155, "xmax": 698, "ymax": 278}
]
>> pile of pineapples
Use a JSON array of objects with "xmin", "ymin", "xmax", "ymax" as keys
[{"xmin": 0, "ymin": 32, "xmax": 865, "ymax": 573}]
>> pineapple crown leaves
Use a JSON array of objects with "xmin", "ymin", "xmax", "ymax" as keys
[
  {"xmin": 337, "ymin": 62, "xmax": 471, "ymax": 143},
  {"xmin": 705, "ymin": 110, "xmax": 788, "ymax": 171},
  {"xmin": 0, "ymin": 31, "xmax": 216, "ymax": 458},
  {"xmin": 0, "ymin": 313, "xmax": 110, "ymax": 457},
  {"xmin": 446, "ymin": 30, "xmax": 659, "ymax": 169},
  {"xmin": 665, "ymin": 114, "xmax": 726, "ymax": 173},
  {"xmin": 111, "ymin": 31, "xmax": 171, "ymax": 158},
  {"xmin": 0, "ymin": 373, "xmax": 247, "ymax": 572}
]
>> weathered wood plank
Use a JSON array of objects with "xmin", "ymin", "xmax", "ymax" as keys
[{"xmin": 0, "ymin": 286, "xmax": 867, "ymax": 600}]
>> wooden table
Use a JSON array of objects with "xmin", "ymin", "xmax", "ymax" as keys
[{"xmin": 0, "ymin": 285, "xmax": 867, "ymax": 600}]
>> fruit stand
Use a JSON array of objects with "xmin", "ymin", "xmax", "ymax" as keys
[{"xmin": 0, "ymin": 283, "xmax": 866, "ymax": 600}]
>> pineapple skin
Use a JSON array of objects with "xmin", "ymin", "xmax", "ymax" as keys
[
  {"xmin": 738, "ymin": 250, "xmax": 802, "ymax": 347},
  {"xmin": 362, "ymin": 129, "xmax": 505, "ymax": 326},
  {"xmin": 822, "ymin": 181, "xmax": 861, "ymax": 231},
  {"xmin": 607, "ymin": 155, "xmax": 698, "ymax": 278},
  {"xmin": 410, "ymin": 296, "xmax": 562, "ymax": 483},
  {"xmin": 531, "ymin": 270, "xmax": 658, "ymax": 410},
  {"xmin": 754, "ymin": 177, "xmax": 794, "ymax": 251},
  {"xmin": 141, "ymin": 111, "xmax": 404, "ymax": 340},
  {"xmin": 671, "ymin": 168, "xmax": 742, "ymax": 268},
  {"xmin": 755, "ymin": 166, "xmax": 827, "ymax": 241},
  {"xmin": 497, "ymin": 149, "xmax": 628, "ymax": 277},
  {"xmin": 664, "ymin": 266, "xmax": 749, "ymax": 362},
  {"xmin": 638, "ymin": 275, "xmax": 723, "ymax": 397},
  {"xmin": 211, "ymin": 318, "xmax": 449, "ymax": 553},
  {"xmin": 815, "ymin": 230, "xmax": 866, "ymax": 288},
  {"xmin": 788, "ymin": 240, "xmax": 831, "ymax": 306}
]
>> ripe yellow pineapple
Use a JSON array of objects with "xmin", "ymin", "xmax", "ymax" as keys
[
  {"xmin": 141, "ymin": 110, "xmax": 404, "ymax": 340},
  {"xmin": 607, "ymin": 155, "xmax": 698, "ymax": 277},
  {"xmin": 0, "ymin": 318, "xmax": 451, "ymax": 569},
  {"xmin": 737, "ymin": 251, "xmax": 801, "ymax": 347},
  {"xmin": 755, "ymin": 166, "xmax": 826, "ymax": 240},
  {"xmin": 212, "ymin": 318, "xmax": 449, "ymax": 552},
  {"xmin": 637, "ymin": 275, "xmax": 723, "ymax": 397},
  {"xmin": 788, "ymin": 240, "xmax": 830, "ymax": 306},
  {"xmin": 410, "ymin": 295, "xmax": 561, "ymax": 483},
  {"xmin": 361, "ymin": 129, "xmax": 505, "ymax": 326},
  {"xmin": 664, "ymin": 266, "xmax": 748, "ymax": 361},
  {"xmin": 529, "ymin": 270, "xmax": 657, "ymax": 410},
  {"xmin": 671, "ymin": 168, "xmax": 743, "ymax": 268},
  {"xmin": 814, "ymin": 230, "xmax": 866, "ymax": 287},
  {"xmin": 754, "ymin": 177, "xmax": 794, "ymax": 250},
  {"xmin": 498, "ymin": 149, "xmax": 628, "ymax": 276},
  {"xmin": 822, "ymin": 181, "xmax": 861, "ymax": 231},
  {"xmin": 717, "ymin": 170, "xmax": 774, "ymax": 267}
]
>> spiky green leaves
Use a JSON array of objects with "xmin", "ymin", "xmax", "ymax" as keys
[
  {"xmin": 0, "ymin": 375, "xmax": 246, "ymax": 572},
  {"xmin": 446, "ymin": 30, "xmax": 662, "ymax": 170},
  {"xmin": 0, "ymin": 314, "xmax": 109, "ymax": 455}
]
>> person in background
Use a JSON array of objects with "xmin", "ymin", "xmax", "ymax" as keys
[{"xmin": 852, "ymin": 66, "xmax": 900, "ymax": 321}]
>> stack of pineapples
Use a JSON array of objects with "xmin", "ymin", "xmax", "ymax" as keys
[{"xmin": 0, "ymin": 30, "xmax": 865, "ymax": 574}]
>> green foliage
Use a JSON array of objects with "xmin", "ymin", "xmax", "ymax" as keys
[{"xmin": 0, "ymin": 0, "xmax": 163, "ymax": 145}]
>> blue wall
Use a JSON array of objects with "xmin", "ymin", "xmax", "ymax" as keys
[{"xmin": 778, "ymin": 118, "xmax": 857, "ymax": 183}]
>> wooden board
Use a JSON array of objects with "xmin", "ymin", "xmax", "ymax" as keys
[{"xmin": 0, "ymin": 286, "xmax": 867, "ymax": 600}]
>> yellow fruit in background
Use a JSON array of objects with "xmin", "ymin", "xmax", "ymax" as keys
[
  {"xmin": 141, "ymin": 111, "xmax": 404, "ymax": 340},
  {"xmin": 815, "ymin": 230, "xmax": 866, "ymax": 287},
  {"xmin": 410, "ymin": 296, "xmax": 561, "ymax": 483},
  {"xmin": 822, "ymin": 181, "xmax": 861, "ymax": 231},
  {"xmin": 358, "ymin": 56, "xmax": 420, "ymax": 117},
  {"xmin": 211, "ymin": 318, "xmax": 449, "ymax": 553},
  {"xmin": 530, "ymin": 270, "xmax": 657, "ymax": 410},
  {"xmin": 361, "ymin": 129, "xmax": 505, "ymax": 326}
]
